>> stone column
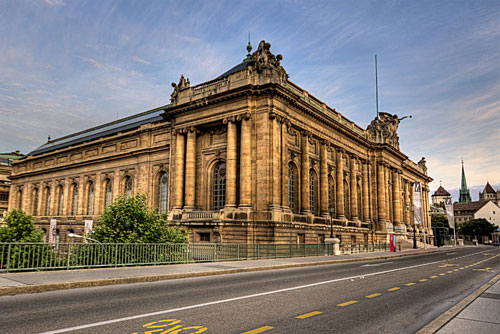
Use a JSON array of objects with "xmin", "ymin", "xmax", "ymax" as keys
[
  {"xmin": 173, "ymin": 131, "xmax": 185, "ymax": 209},
  {"xmin": 301, "ymin": 132, "xmax": 310, "ymax": 214},
  {"xmin": 384, "ymin": 165, "xmax": 390, "ymax": 223},
  {"xmin": 403, "ymin": 180, "xmax": 410, "ymax": 227},
  {"xmin": 280, "ymin": 120, "xmax": 289, "ymax": 210},
  {"xmin": 320, "ymin": 141, "xmax": 329, "ymax": 217},
  {"xmin": 362, "ymin": 161, "xmax": 370, "ymax": 222},
  {"xmin": 62, "ymin": 179, "xmax": 70, "ymax": 216},
  {"xmin": 270, "ymin": 115, "xmax": 281, "ymax": 208},
  {"xmin": 392, "ymin": 169, "xmax": 403, "ymax": 230},
  {"xmin": 94, "ymin": 174, "xmax": 102, "ymax": 215},
  {"xmin": 184, "ymin": 127, "xmax": 197, "ymax": 209},
  {"xmin": 225, "ymin": 117, "xmax": 237, "ymax": 207},
  {"xmin": 335, "ymin": 148, "xmax": 345, "ymax": 218},
  {"xmin": 350, "ymin": 155, "xmax": 358, "ymax": 220},
  {"xmin": 77, "ymin": 179, "xmax": 85, "ymax": 216},
  {"xmin": 240, "ymin": 114, "xmax": 252, "ymax": 208},
  {"xmin": 377, "ymin": 163, "xmax": 388, "ymax": 224},
  {"xmin": 49, "ymin": 183, "xmax": 56, "ymax": 216}
]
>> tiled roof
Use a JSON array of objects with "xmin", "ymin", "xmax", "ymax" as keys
[
  {"xmin": 453, "ymin": 200, "xmax": 488, "ymax": 212},
  {"xmin": 433, "ymin": 186, "xmax": 450, "ymax": 197},
  {"xmin": 26, "ymin": 105, "xmax": 170, "ymax": 157},
  {"xmin": 482, "ymin": 182, "xmax": 496, "ymax": 194}
]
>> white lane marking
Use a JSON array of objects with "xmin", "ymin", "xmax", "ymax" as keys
[
  {"xmin": 446, "ymin": 252, "xmax": 457, "ymax": 255},
  {"xmin": 38, "ymin": 249, "xmax": 494, "ymax": 334},
  {"xmin": 361, "ymin": 261, "xmax": 394, "ymax": 267}
]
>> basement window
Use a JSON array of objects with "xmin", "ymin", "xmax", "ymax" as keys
[{"xmin": 198, "ymin": 232, "xmax": 211, "ymax": 242}]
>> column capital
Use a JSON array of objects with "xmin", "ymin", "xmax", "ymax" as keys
[
  {"xmin": 335, "ymin": 147, "xmax": 345, "ymax": 154},
  {"xmin": 223, "ymin": 116, "xmax": 237, "ymax": 124},
  {"xmin": 269, "ymin": 111, "xmax": 287, "ymax": 123},
  {"xmin": 237, "ymin": 112, "xmax": 252, "ymax": 121},
  {"xmin": 300, "ymin": 129, "xmax": 312, "ymax": 138}
]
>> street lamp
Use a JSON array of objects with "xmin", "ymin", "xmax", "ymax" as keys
[
  {"xmin": 68, "ymin": 233, "xmax": 101, "ymax": 244},
  {"xmin": 406, "ymin": 202, "xmax": 417, "ymax": 249},
  {"xmin": 329, "ymin": 205, "xmax": 335, "ymax": 238}
]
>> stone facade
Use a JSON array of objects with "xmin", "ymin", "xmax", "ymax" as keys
[
  {"xmin": 9, "ymin": 41, "xmax": 433, "ymax": 245},
  {"xmin": 0, "ymin": 151, "xmax": 24, "ymax": 220}
]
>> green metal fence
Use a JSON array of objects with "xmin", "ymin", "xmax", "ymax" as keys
[{"xmin": 0, "ymin": 242, "xmax": 391, "ymax": 273}]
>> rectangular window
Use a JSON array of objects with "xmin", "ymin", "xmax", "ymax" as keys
[
  {"xmin": 297, "ymin": 233, "xmax": 305, "ymax": 244},
  {"xmin": 0, "ymin": 192, "xmax": 8, "ymax": 201},
  {"xmin": 198, "ymin": 232, "xmax": 210, "ymax": 242}
]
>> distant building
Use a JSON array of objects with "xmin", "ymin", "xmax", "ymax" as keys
[
  {"xmin": 478, "ymin": 182, "xmax": 500, "ymax": 206},
  {"xmin": 458, "ymin": 161, "xmax": 471, "ymax": 203},
  {"xmin": 454, "ymin": 200, "xmax": 500, "ymax": 227},
  {"xmin": 0, "ymin": 151, "xmax": 24, "ymax": 219},
  {"xmin": 431, "ymin": 185, "xmax": 451, "ymax": 206}
]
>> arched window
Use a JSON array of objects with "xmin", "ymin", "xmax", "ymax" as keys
[
  {"xmin": 213, "ymin": 162, "xmax": 226, "ymax": 210},
  {"xmin": 32, "ymin": 188, "xmax": 39, "ymax": 216},
  {"xmin": 104, "ymin": 179, "xmax": 112, "ymax": 208},
  {"xmin": 124, "ymin": 176, "xmax": 132, "ymax": 197},
  {"xmin": 44, "ymin": 187, "xmax": 51, "ymax": 216},
  {"xmin": 288, "ymin": 162, "xmax": 298, "ymax": 213},
  {"xmin": 309, "ymin": 169, "xmax": 318, "ymax": 215},
  {"xmin": 17, "ymin": 190, "xmax": 23, "ymax": 209},
  {"xmin": 158, "ymin": 172, "xmax": 169, "ymax": 214},
  {"xmin": 357, "ymin": 178, "xmax": 362, "ymax": 220},
  {"xmin": 343, "ymin": 175, "xmax": 350, "ymax": 219},
  {"xmin": 57, "ymin": 185, "xmax": 64, "ymax": 216},
  {"xmin": 87, "ymin": 182, "xmax": 94, "ymax": 215},
  {"xmin": 328, "ymin": 175, "xmax": 335, "ymax": 210},
  {"xmin": 71, "ymin": 183, "xmax": 78, "ymax": 216}
]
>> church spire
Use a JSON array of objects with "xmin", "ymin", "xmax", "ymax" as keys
[{"xmin": 459, "ymin": 160, "xmax": 472, "ymax": 203}]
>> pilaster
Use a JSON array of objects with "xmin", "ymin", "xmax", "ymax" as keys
[
  {"xmin": 349, "ymin": 154, "xmax": 358, "ymax": 221},
  {"xmin": 301, "ymin": 131, "xmax": 310, "ymax": 214},
  {"xmin": 320, "ymin": 141, "xmax": 328, "ymax": 217},
  {"xmin": 184, "ymin": 127, "xmax": 197, "ymax": 209},
  {"xmin": 239, "ymin": 113, "xmax": 252, "ymax": 208},
  {"xmin": 362, "ymin": 160, "xmax": 370, "ymax": 222},
  {"xmin": 225, "ymin": 117, "xmax": 237, "ymax": 207},
  {"xmin": 335, "ymin": 148, "xmax": 345, "ymax": 218}
]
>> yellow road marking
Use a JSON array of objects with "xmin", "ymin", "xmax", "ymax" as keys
[
  {"xmin": 387, "ymin": 287, "xmax": 400, "ymax": 291},
  {"xmin": 366, "ymin": 293, "xmax": 381, "ymax": 298},
  {"xmin": 447, "ymin": 271, "xmax": 453, "ymax": 273},
  {"xmin": 460, "ymin": 267, "xmax": 465, "ymax": 269},
  {"xmin": 429, "ymin": 276, "xmax": 438, "ymax": 279},
  {"xmin": 405, "ymin": 283, "xmax": 416, "ymax": 286},
  {"xmin": 454, "ymin": 269, "xmax": 459, "ymax": 271},
  {"xmin": 337, "ymin": 300, "xmax": 358, "ymax": 307},
  {"xmin": 241, "ymin": 326, "xmax": 274, "ymax": 334},
  {"xmin": 419, "ymin": 279, "xmax": 428, "ymax": 282},
  {"xmin": 296, "ymin": 311, "xmax": 322, "ymax": 319},
  {"xmin": 439, "ymin": 273, "xmax": 446, "ymax": 276}
]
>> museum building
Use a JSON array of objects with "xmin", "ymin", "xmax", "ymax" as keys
[{"xmin": 8, "ymin": 41, "xmax": 433, "ymax": 245}]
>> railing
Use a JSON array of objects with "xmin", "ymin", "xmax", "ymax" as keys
[
  {"xmin": 0, "ymin": 242, "xmax": 394, "ymax": 273},
  {"xmin": 183, "ymin": 211, "xmax": 219, "ymax": 220}
]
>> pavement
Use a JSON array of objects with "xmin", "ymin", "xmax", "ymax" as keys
[{"xmin": 1, "ymin": 245, "xmax": 498, "ymax": 333}]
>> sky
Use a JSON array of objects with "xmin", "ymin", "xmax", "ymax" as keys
[{"xmin": 0, "ymin": 0, "xmax": 499, "ymax": 199}]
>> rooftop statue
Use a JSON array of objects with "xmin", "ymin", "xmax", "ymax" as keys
[
  {"xmin": 247, "ymin": 40, "xmax": 288, "ymax": 82},
  {"xmin": 366, "ymin": 112, "xmax": 402, "ymax": 149},
  {"xmin": 170, "ymin": 74, "xmax": 190, "ymax": 103}
]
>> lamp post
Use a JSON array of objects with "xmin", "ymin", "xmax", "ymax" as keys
[
  {"xmin": 68, "ymin": 233, "xmax": 101, "ymax": 244},
  {"xmin": 329, "ymin": 205, "xmax": 335, "ymax": 238},
  {"xmin": 407, "ymin": 202, "xmax": 417, "ymax": 249}
]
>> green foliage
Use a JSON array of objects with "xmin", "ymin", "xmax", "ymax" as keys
[
  {"xmin": 0, "ymin": 209, "xmax": 44, "ymax": 242},
  {"xmin": 91, "ymin": 194, "xmax": 187, "ymax": 243},
  {"xmin": 458, "ymin": 218, "xmax": 496, "ymax": 239},
  {"xmin": 431, "ymin": 214, "xmax": 450, "ymax": 229}
]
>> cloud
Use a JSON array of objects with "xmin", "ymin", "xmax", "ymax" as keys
[
  {"xmin": 132, "ymin": 56, "xmax": 151, "ymax": 65},
  {"xmin": 44, "ymin": 0, "xmax": 65, "ymax": 7}
]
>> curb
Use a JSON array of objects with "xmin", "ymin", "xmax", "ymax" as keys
[
  {"xmin": 0, "ymin": 248, "xmax": 451, "ymax": 296},
  {"xmin": 417, "ymin": 272, "xmax": 500, "ymax": 334}
]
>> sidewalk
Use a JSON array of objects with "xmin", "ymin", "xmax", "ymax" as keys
[
  {"xmin": 437, "ymin": 276, "xmax": 500, "ymax": 333},
  {"xmin": 0, "ymin": 246, "xmax": 451, "ymax": 296}
]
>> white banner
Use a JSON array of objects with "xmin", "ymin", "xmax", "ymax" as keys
[
  {"xmin": 48, "ymin": 219, "xmax": 57, "ymax": 244},
  {"xmin": 84, "ymin": 220, "xmax": 93, "ymax": 243},
  {"xmin": 444, "ymin": 197, "xmax": 454, "ymax": 229},
  {"xmin": 413, "ymin": 182, "xmax": 423, "ymax": 225}
]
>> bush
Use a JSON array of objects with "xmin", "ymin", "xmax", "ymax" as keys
[
  {"xmin": 91, "ymin": 194, "xmax": 187, "ymax": 244},
  {"xmin": 0, "ymin": 209, "xmax": 44, "ymax": 242}
]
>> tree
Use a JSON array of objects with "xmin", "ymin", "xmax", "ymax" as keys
[
  {"xmin": 91, "ymin": 194, "xmax": 187, "ymax": 243},
  {"xmin": 458, "ymin": 218, "xmax": 496, "ymax": 240},
  {"xmin": 0, "ymin": 209, "xmax": 44, "ymax": 242},
  {"xmin": 431, "ymin": 214, "xmax": 450, "ymax": 229}
]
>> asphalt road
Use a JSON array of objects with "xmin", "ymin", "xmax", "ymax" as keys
[{"xmin": 1, "ymin": 247, "xmax": 499, "ymax": 334}]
